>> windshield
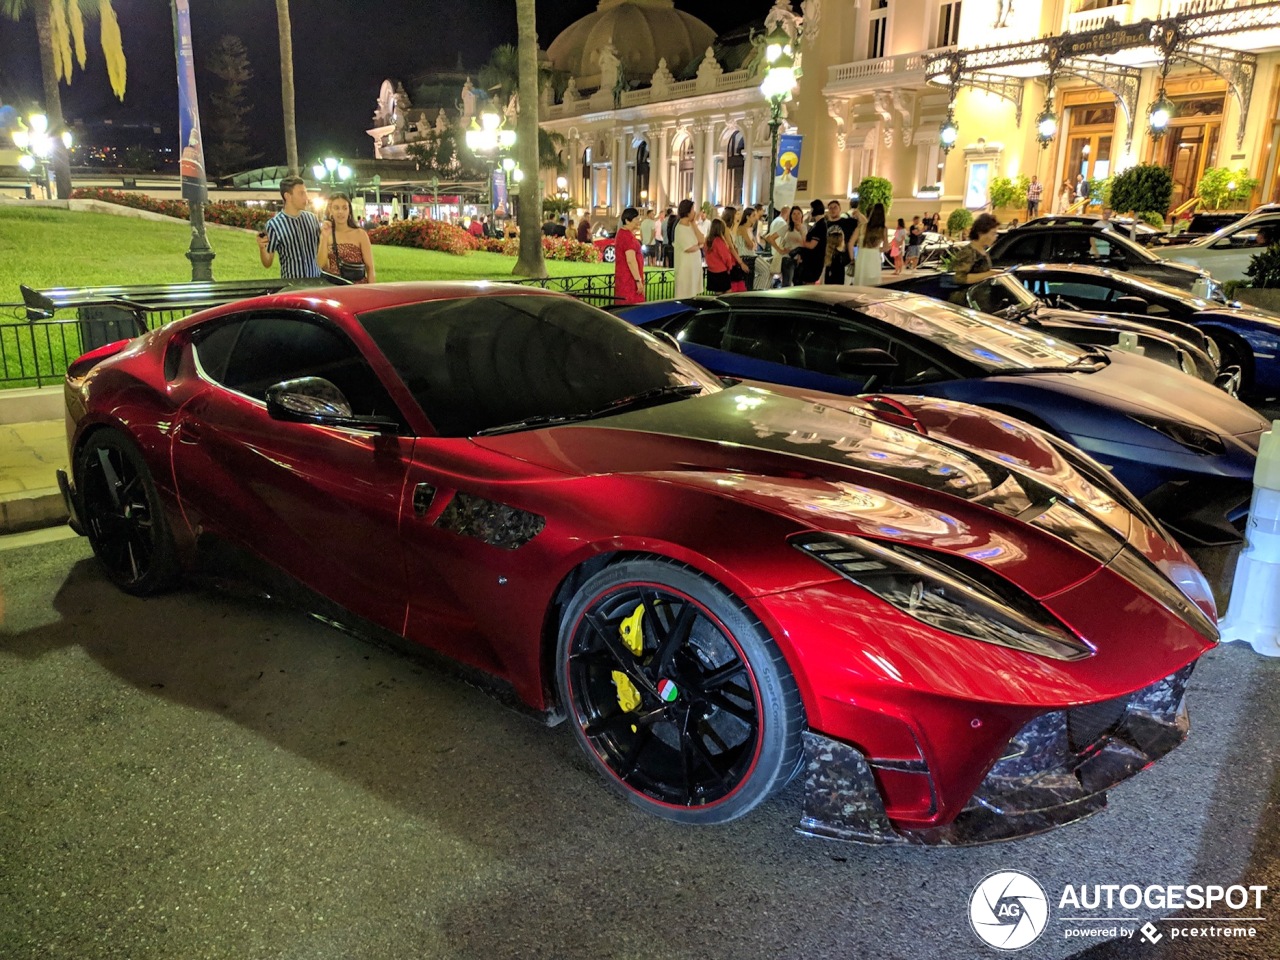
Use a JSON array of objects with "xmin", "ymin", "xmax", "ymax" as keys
[
  {"xmin": 967, "ymin": 276, "xmax": 1038, "ymax": 312},
  {"xmin": 865, "ymin": 297, "xmax": 1089, "ymax": 372},
  {"xmin": 359, "ymin": 294, "xmax": 716, "ymax": 436}
]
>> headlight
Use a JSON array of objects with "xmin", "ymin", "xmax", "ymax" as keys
[
  {"xmin": 1177, "ymin": 349, "xmax": 1197, "ymax": 376},
  {"xmin": 1129, "ymin": 415, "xmax": 1225, "ymax": 455},
  {"xmin": 793, "ymin": 533, "xmax": 1094, "ymax": 661}
]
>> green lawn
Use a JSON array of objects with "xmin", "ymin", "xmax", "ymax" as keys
[
  {"xmin": 0, "ymin": 205, "xmax": 657, "ymax": 388},
  {"xmin": 0, "ymin": 205, "xmax": 616, "ymax": 294}
]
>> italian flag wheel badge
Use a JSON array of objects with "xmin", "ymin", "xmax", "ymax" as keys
[{"xmin": 657, "ymin": 678, "xmax": 679, "ymax": 703}]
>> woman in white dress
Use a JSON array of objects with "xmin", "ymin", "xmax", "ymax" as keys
[
  {"xmin": 673, "ymin": 198, "xmax": 706, "ymax": 299},
  {"xmin": 850, "ymin": 203, "xmax": 886, "ymax": 286}
]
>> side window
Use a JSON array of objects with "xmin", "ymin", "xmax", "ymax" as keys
[
  {"xmin": 1052, "ymin": 233, "xmax": 1096, "ymax": 262},
  {"xmin": 1041, "ymin": 279, "xmax": 1116, "ymax": 303},
  {"xmin": 192, "ymin": 319, "xmax": 245, "ymax": 383},
  {"xmin": 1212, "ymin": 218, "xmax": 1279, "ymax": 249},
  {"xmin": 993, "ymin": 234, "xmax": 1044, "ymax": 264},
  {"xmin": 671, "ymin": 310, "xmax": 729, "ymax": 349},
  {"xmin": 885, "ymin": 340, "xmax": 953, "ymax": 387},
  {"xmin": 794, "ymin": 315, "xmax": 892, "ymax": 377},
  {"xmin": 216, "ymin": 314, "xmax": 402, "ymax": 421},
  {"xmin": 723, "ymin": 313, "xmax": 803, "ymax": 365}
]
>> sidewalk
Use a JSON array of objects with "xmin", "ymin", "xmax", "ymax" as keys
[{"xmin": 0, "ymin": 386, "xmax": 70, "ymax": 534}]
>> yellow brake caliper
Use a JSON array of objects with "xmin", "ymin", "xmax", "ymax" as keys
[{"xmin": 610, "ymin": 603, "xmax": 646, "ymax": 718}]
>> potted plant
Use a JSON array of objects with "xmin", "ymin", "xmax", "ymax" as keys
[
  {"xmin": 1109, "ymin": 164, "xmax": 1173, "ymax": 242},
  {"xmin": 1197, "ymin": 167, "xmax": 1259, "ymax": 211},
  {"xmin": 946, "ymin": 208, "xmax": 973, "ymax": 240},
  {"xmin": 854, "ymin": 175, "xmax": 893, "ymax": 213},
  {"xmin": 986, "ymin": 174, "xmax": 1028, "ymax": 221},
  {"xmin": 1238, "ymin": 242, "xmax": 1280, "ymax": 312}
]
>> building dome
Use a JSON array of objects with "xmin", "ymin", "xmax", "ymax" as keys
[{"xmin": 547, "ymin": 0, "xmax": 716, "ymax": 88}]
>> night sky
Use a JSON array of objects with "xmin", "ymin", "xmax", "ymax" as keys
[{"xmin": 0, "ymin": 0, "xmax": 763, "ymax": 165}]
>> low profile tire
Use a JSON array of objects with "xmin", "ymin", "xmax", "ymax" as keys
[
  {"xmin": 76, "ymin": 429, "xmax": 180, "ymax": 596},
  {"xmin": 1205, "ymin": 329, "xmax": 1255, "ymax": 399},
  {"xmin": 556, "ymin": 558, "xmax": 805, "ymax": 824}
]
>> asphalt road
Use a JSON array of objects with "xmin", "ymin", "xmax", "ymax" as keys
[{"xmin": 3, "ymin": 534, "xmax": 1280, "ymax": 960}]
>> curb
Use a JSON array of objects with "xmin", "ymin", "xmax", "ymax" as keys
[
  {"xmin": 0, "ymin": 487, "xmax": 68, "ymax": 535},
  {"xmin": 0, "ymin": 387, "xmax": 63, "ymax": 425}
]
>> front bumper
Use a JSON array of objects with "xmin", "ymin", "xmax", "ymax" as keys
[{"xmin": 798, "ymin": 662, "xmax": 1194, "ymax": 845}]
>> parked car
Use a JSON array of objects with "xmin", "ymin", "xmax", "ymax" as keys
[
  {"xmin": 881, "ymin": 270, "xmax": 1226, "ymax": 390},
  {"xmin": 1157, "ymin": 209, "xmax": 1280, "ymax": 282},
  {"xmin": 1009, "ymin": 263, "xmax": 1280, "ymax": 399},
  {"xmin": 58, "ymin": 282, "xmax": 1221, "ymax": 845},
  {"xmin": 618, "ymin": 287, "xmax": 1269, "ymax": 545},
  {"xmin": 1021, "ymin": 214, "xmax": 1166, "ymax": 245},
  {"xmin": 594, "ymin": 235, "xmax": 617, "ymax": 262},
  {"xmin": 988, "ymin": 225, "xmax": 1217, "ymax": 296},
  {"xmin": 1163, "ymin": 211, "xmax": 1248, "ymax": 246}
]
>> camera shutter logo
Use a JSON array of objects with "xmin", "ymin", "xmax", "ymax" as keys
[{"xmin": 969, "ymin": 870, "xmax": 1050, "ymax": 950}]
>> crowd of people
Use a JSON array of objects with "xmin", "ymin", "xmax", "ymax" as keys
[{"xmin": 606, "ymin": 198, "xmax": 950, "ymax": 303}]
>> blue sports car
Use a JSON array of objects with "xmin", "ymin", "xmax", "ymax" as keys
[{"xmin": 617, "ymin": 288, "xmax": 1269, "ymax": 546}]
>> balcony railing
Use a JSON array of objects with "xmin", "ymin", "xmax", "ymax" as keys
[
  {"xmin": 1067, "ymin": 0, "xmax": 1133, "ymax": 32},
  {"xmin": 827, "ymin": 51, "xmax": 934, "ymax": 88},
  {"xmin": 543, "ymin": 68, "xmax": 756, "ymax": 121}
]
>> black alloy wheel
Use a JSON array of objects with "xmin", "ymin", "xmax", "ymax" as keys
[
  {"xmin": 76, "ymin": 429, "xmax": 180, "ymax": 596},
  {"xmin": 1205, "ymin": 329, "xmax": 1255, "ymax": 399},
  {"xmin": 603, "ymin": 244, "xmax": 617, "ymax": 263},
  {"xmin": 558, "ymin": 558, "xmax": 804, "ymax": 824}
]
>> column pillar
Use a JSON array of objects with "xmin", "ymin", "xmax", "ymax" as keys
[
  {"xmin": 741, "ymin": 121, "xmax": 756, "ymax": 206},
  {"xmin": 703, "ymin": 122, "xmax": 718, "ymax": 205},
  {"xmin": 615, "ymin": 130, "xmax": 629, "ymax": 214},
  {"xmin": 653, "ymin": 127, "xmax": 669, "ymax": 211},
  {"xmin": 692, "ymin": 123, "xmax": 707, "ymax": 206}
]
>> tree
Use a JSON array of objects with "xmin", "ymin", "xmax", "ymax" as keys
[
  {"xmin": 1110, "ymin": 164, "xmax": 1173, "ymax": 219},
  {"xmin": 203, "ymin": 35, "xmax": 260, "ymax": 177},
  {"xmin": 2, "ymin": 0, "xmax": 128, "ymax": 198},
  {"xmin": 513, "ymin": 0, "xmax": 545, "ymax": 277},
  {"xmin": 274, "ymin": 0, "xmax": 298, "ymax": 174},
  {"xmin": 406, "ymin": 128, "xmax": 486, "ymax": 180},
  {"xmin": 539, "ymin": 128, "xmax": 566, "ymax": 174},
  {"xmin": 478, "ymin": 43, "xmax": 520, "ymax": 108},
  {"xmin": 854, "ymin": 176, "xmax": 893, "ymax": 213},
  {"xmin": 987, "ymin": 174, "xmax": 1029, "ymax": 211}
]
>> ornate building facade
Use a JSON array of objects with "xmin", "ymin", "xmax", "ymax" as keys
[{"xmin": 370, "ymin": 0, "xmax": 1280, "ymax": 219}]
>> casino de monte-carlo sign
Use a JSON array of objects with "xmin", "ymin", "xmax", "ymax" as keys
[{"xmin": 1060, "ymin": 22, "xmax": 1153, "ymax": 59}]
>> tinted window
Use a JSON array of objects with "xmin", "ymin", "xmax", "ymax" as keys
[
  {"xmin": 1210, "ymin": 217, "xmax": 1280, "ymax": 249},
  {"xmin": 723, "ymin": 312, "xmax": 890, "ymax": 377},
  {"xmin": 1039, "ymin": 280, "xmax": 1116, "ymax": 302},
  {"xmin": 192, "ymin": 320, "xmax": 243, "ymax": 383},
  {"xmin": 203, "ymin": 314, "xmax": 401, "ymax": 421},
  {"xmin": 966, "ymin": 279, "xmax": 1031, "ymax": 313},
  {"xmin": 358, "ymin": 294, "xmax": 715, "ymax": 437},
  {"xmin": 993, "ymin": 234, "xmax": 1044, "ymax": 264},
  {"xmin": 672, "ymin": 310, "xmax": 730, "ymax": 348}
]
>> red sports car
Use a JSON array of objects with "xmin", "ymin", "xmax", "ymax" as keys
[{"xmin": 58, "ymin": 282, "xmax": 1218, "ymax": 844}]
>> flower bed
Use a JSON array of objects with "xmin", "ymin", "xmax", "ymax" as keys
[
  {"xmin": 70, "ymin": 187, "xmax": 275, "ymax": 231},
  {"xmin": 367, "ymin": 218, "xmax": 479, "ymax": 256}
]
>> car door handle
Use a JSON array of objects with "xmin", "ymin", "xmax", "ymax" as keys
[
  {"xmin": 413, "ymin": 482, "xmax": 436, "ymax": 517},
  {"xmin": 177, "ymin": 422, "xmax": 202, "ymax": 445}
]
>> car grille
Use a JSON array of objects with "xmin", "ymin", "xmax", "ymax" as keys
[{"xmin": 1067, "ymin": 695, "xmax": 1131, "ymax": 752}]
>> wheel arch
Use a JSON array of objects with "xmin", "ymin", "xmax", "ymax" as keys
[
  {"xmin": 536, "ymin": 543, "xmax": 819, "ymax": 720},
  {"xmin": 1198, "ymin": 323, "xmax": 1257, "ymax": 395}
]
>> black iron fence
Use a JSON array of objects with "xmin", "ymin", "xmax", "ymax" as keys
[
  {"xmin": 504, "ymin": 269, "xmax": 678, "ymax": 306},
  {"xmin": 0, "ymin": 271, "xmax": 684, "ymax": 389}
]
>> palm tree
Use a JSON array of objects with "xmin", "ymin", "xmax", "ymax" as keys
[
  {"xmin": 274, "ymin": 0, "xmax": 298, "ymax": 175},
  {"xmin": 2, "ymin": 0, "xmax": 127, "ymax": 199},
  {"xmin": 477, "ymin": 43, "xmax": 519, "ymax": 109},
  {"xmin": 513, "ymin": 0, "xmax": 545, "ymax": 278}
]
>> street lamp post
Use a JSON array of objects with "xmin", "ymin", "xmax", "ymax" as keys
[
  {"xmin": 465, "ymin": 108, "xmax": 516, "ymax": 220},
  {"xmin": 11, "ymin": 114, "xmax": 73, "ymax": 200},
  {"xmin": 760, "ymin": 25, "xmax": 797, "ymax": 216},
  {"xmin": 311, "ymin": 156, "xmax": 353, "ymax": 192}
]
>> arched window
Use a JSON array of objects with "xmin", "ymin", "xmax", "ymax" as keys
[
  {"xmin": 726, "ymin": 132, "xmax": 746, "ymax": 206},
  {"xmin": 678, "ymin": 138, "xmax": 695, "ymax": 200},
  {"xmin": 635, "ymin": 141, "xmax": 650, "ymax": 205}
]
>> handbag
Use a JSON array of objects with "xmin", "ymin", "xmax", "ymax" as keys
[
  {"xmin": 331, "ymin": 225, "xmax": 367, "ymax": 283},
  {"xmin": 729, "ymin": 262, "xmax": 749, "ymax": 284}
]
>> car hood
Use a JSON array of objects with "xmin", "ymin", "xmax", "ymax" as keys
[
  {"xmin": 472, "ymin": 387, "xmax": 1218, "ymax": 618},
  {"xmin": 1202, "ymin": 304, "xmax": 1280, "ymax": 330},
  {"xmin": 986, "ymin": 351, "xmax": 1267, "ymax": 439}
]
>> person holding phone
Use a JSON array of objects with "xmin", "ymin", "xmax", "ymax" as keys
[
  {"xmin": 258, "ymin": 176, "xmax": 322, "ymax": 281},
  {"xmin": 317, "ymin": 193, "xmax": 375, "ymax": 283}
]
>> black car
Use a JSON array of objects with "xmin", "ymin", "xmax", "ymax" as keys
[
  {"xmin": 1163, "ymin": 211, "xmax": 1248, "ymax": 246},
  {"xmin": 987, "ymin": 226, "xmax": 1215, "ymax": 295},
  {"xmin": 1022, "ymin": 214, "xmax": 1166, "ymax": 245},
  {"xmin": 882, "ymin": 270, "xmax": 1226, "ymax": 389},
  {"xmin": 1009, "ymin": 263, "xmax": 1280, "ymax": 398}
]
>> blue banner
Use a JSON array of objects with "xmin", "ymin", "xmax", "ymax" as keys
[
  {"xmin": 773, "ymin": 134, "xmax": 802, "ymax": 209},
  {"xmin": 491, "ymin": 167, "xmax": 510, "ymax": 219},
  {"xmin": 173, "ymin": 0, "xmax": 207, "ymax": 203}
]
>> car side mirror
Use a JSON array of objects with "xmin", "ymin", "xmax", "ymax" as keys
[
  {"xmin": 837, "ymin": 347, "xmax": 899, "ymax": 375},
  {"xmin": 266, "ymin": 377, "xmax": 398, "ymax": 433},
  {"xmin": 1113, "ymin": 295, "xmax": 1148, "ymax": 314}
]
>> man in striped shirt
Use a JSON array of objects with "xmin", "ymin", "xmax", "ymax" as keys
[{"xmin": 258, "ymin": 176, "xmax": 322, "ymax": 280}]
